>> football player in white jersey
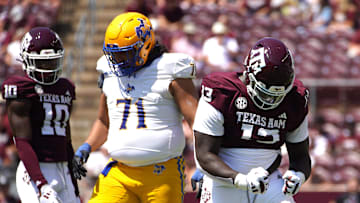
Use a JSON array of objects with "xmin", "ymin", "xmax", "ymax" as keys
[
  {"xmin": 72, "ymin": 12, "xmax": 198, "ymax": 203},
  {"xmin": 192, "ymin": 37, "xmax": 312, "ymax": 203}
]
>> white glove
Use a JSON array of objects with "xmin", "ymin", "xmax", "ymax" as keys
[
  {"xmin": 234, "ymin": 167, "xmax": 269, "ymax": 194},
  {"xmin": 39, "ymin": 183, "xmax": 62, "ymax": 203},
  {"xmin": 282, "ymin": 170, "xmax": 305, "ymax": 196}
]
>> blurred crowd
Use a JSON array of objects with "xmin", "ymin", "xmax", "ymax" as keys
[
  {"xmin": 1, "ymin": 0, "xmax": 360, "ymax": 202},
  {"xmin": 0, "ymin": 0, "xmax": 61, "ymax": 85}
]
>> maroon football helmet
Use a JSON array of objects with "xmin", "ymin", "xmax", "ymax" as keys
[
  {"xmin": 20, "ymin": 27, "xmax": 64, "ymax": 85},
  {"xmin": 244, "ymin": 37, "xmax": 295, "ymax": 110}
]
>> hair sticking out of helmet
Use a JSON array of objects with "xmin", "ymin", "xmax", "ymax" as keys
[
  {"xmin": 244, "ymin": 37, "xmax": 295, "ymax": 110},
  {"xmin": 103, "ymin": 12, "xmax": 156, "ymax": 77},
  {"xmin": 20, "ymin": 27, "xmax": 64, "ymax": 85}
]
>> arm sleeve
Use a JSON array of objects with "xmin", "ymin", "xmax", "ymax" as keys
[
  {"xmin": 193, "ymin": 97, "xmax": 224, "ymax": 136},
  {"xmin": 286, "ymin": 116, "xmax": 309, "ymax": 143},
  {"xmin": 14, "ymin": 137, "xmax": 47, "ymax": 188}
]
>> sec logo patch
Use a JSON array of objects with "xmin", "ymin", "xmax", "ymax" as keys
[{"xmin": 235, "ymin": 97, "xmax": 247, "ymax": 109}]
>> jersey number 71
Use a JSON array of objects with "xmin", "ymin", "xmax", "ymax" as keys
[{"xmin": 117, "ymin": 98, "xmax": 147, "ymax": 129}]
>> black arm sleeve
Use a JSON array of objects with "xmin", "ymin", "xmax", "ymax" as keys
[{"xmin": 286, "ymin": 138, "xmax": 312, "ymax": 180}]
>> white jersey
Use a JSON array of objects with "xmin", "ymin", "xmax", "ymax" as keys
[{"xmin": 96, "ymin": 53, "xmax": 196, "ymax": 167}]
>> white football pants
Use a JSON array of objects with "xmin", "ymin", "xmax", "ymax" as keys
[
  {"xmin": 200, "ymin": 170, "xmax": 295, "ymax": 203},
  {"xmin": 16, "ymin": 161, "xmax": 81, "ymax": 203}
]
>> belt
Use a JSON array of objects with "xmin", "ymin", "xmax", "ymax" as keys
[{"xmin": 101, "ymin": 160, "xmax": 118, "ymax": 176}]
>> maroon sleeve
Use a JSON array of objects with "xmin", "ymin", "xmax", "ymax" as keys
[
  {"xmin": 14, "ymin": 137, "xmax": 47, "ymax": 189},
  {"xmin": 287, "ymin": 79, "xmax": 309, "ymax": 131},
  {"xmin": 2, "ymin": 76, "xmax": 37, "ymax": 100},
  {"xmin": 200, "ymin": 72, "xmax": 238, "ymax": 114}
]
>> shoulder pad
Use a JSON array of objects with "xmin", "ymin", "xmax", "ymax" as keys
[
  {"xmin": 1, "ymin": 76, "xmax": 37, "ymax": 99},
  {"xmin": 200, "ymin": 72, "xmax": 244, "ymax": 113},
  {"xmin": 284, "ymin": 79, "xmax": 309, "ymax": 131},
  {"xmin": 96, "ymin": 55, "xmax": 113, "ymax": 76},
  {"xmin": 201, "ymin": 72, "xmax": 242, "ymax": 91},
  {"xmin": 161, "ymin": 53, "xmax": 196, "ymax": 79},
  {"xmin": 292, "ymin": 79, "xmax": 310, "ymax": 108}
]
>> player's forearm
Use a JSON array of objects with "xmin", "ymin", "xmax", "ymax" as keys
[
  {"xmin": 195, "ymin": 131, "xmax": 238, "ymax": 180},
  {"xmin": 289, "ymin": 154, "xmax": 311, "ymax": 180},
  {"xmin": 14, "ymin": 137, "xmax": 47, "ymax": 188},
  {"xmin": 287, "ymin": 139, "xmax": 312, "ymax": 180},
  {"xmin": 85, "ymin": 119, "xmax": 108, "ymax": 151},
  {"xmin": 196, "ymin": 152, "xmax": 238, "ymax": 181}
]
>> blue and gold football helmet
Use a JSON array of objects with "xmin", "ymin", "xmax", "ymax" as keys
[{"xmin": 103, "ymin": 12, "xmax": 156, "ymax": 77}]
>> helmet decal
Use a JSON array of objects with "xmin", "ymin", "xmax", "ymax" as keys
[
  {"xmin": 248, "ymin": 47, "xmax": 266, "ymax": 75},
  {"xmin": 21, "ymin": 33, "xmax": 32, "ymax": 52},
  {"xmin": 135, "ymin": 18, "xmax": 152, "ymax": 42}
]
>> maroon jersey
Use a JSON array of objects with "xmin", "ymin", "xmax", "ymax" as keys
[
  {"xmin": 1, "ymin": 75, "xmax": 75, "ymax": 162},
  {"xmin": 200, "ymin": 72, "xmax": 309, "ymax": 150}
]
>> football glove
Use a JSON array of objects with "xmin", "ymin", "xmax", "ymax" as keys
[
  {"xmin": 39, "ymin": 183, "xmax": 62, "ymax": 203},
  {"xmin": 282, "ymin": 170, "xmax": 305, "ymax": 196},
  {"xmin": 72, "ymin": 143, "xmax": 91, "ymax": 180},
  {"xmin": 191, "ymin": 169, "xmax": 204, "ymax": 199},
  {"xmin": 234, "ymin": 167, "xmax": 269, "ymax": 194}
]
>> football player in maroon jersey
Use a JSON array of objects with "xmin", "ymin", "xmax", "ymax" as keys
[
  {"xmin": 1, "ymin": 27, "xmax": 81, "ymax": 203},
  {"xmin": 192, "ymin": 37, "xmax": 311, "ymax": 203}
]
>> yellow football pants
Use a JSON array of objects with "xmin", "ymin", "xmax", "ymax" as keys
[{"xmin": 88, "ymin": 156, "xmax": 185, "ymax": 203}]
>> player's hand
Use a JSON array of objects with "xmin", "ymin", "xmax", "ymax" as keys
[
  {"xmin": 282, "ymin": 170, "xmax": 305, "ymax": 196},
  {"xmin": 72, "ymin": 143, "xmax": 91, "ymax": 180},
  {"xmin": 191, "ymin": 169, "xmax": 204, "ymax": 199},
  {"xmin": 39, "ymin": 183, "xmax": 62, "ymax": 203},
  {"xmin": 234, "ymin": 167, "xmax": 269, "ymax": 194}
]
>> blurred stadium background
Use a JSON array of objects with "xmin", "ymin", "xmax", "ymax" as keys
[{"xmin": 0, "ymin": 0, "xmax": 360, "ymax": 202}]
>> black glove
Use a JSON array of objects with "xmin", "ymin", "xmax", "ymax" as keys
[
  {"xmin": 191, "ymin": 169, "xmax": 204, "ymax": 199},
  {"xmin": 72, "ymin": 143, "xmax": 91, "ymax": 180}
]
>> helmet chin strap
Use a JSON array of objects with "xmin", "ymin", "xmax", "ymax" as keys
[
  {"xmin": 137, "ymin": 57, "xmax": 144, "ymax": 66},
  {"xmin": 248, "ymin": 88, "xmax": 279, "ymax": 110},
  {"xmin": 239, "ymin": 71, "xmax": 247, "ymax": 83}
]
